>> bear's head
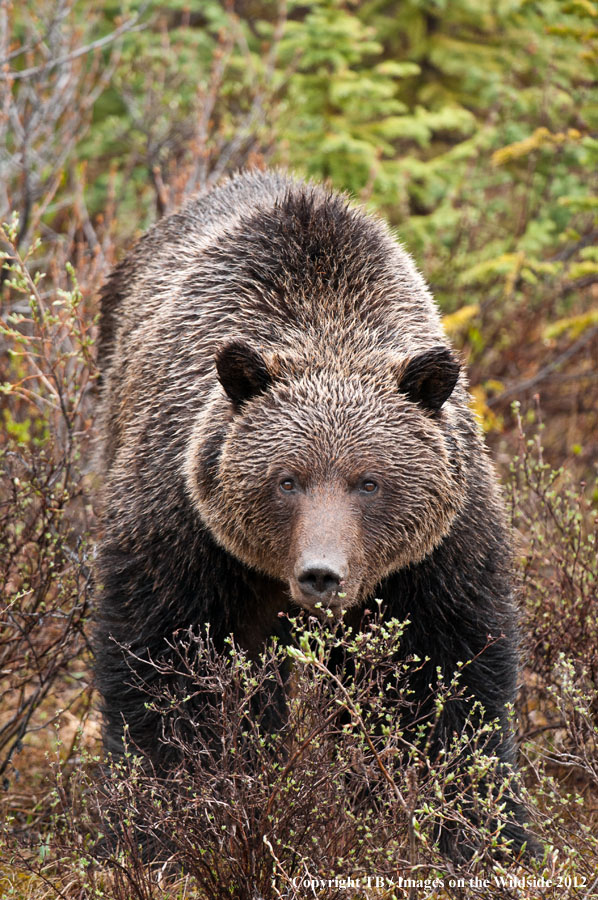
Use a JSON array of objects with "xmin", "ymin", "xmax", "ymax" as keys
[{"xmin": 185, "ymin": 339, "xmax": 467, "ymax": 614}]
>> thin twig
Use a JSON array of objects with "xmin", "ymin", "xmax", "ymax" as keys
[
  {"xmin": 488, "ymin": 325, "xmax": 598, "ymax": 407},
  {"xmin": 1, "ymin": 14, "xmax": 146, "ymax": 81}
]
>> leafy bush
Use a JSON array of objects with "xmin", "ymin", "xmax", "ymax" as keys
[
  {"xmin": 13, "ymin": 615, "xmax": 545, "ymax": 899},
  {"xmin": 0, "ymin": 217, "xmax": 98, "ymax": 786}
]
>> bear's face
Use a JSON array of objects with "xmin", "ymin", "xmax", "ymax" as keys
[{"xmin": 185, "ymin": 342, "xmax": 466, "ymax": 614}]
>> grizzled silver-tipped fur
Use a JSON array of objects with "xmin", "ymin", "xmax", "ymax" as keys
[{"xmin": 95, "ymin": 170, "xmax": 534, "ymax": 858}]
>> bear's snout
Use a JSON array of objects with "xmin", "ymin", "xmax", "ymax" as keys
[
  {"xmin": 295, "ymin": 560, "xmax": 347, "ymax": 605},
  {"xmin": 289, "ymin": 486, "xmax": 357, "ymax": 610}
]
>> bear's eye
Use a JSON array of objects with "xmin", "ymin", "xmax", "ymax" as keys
[
  {"xmin": 280, "ymin": 478, "xmax": 296, "ymax": 493},
  {"xmin": 359, "ymin": 479, "xmax": 378, "ymax": 494}
]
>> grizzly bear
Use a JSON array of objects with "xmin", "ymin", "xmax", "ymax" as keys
[{"xmin": 95, "ymin": 170, "xmax": 531, "ymax": 856}]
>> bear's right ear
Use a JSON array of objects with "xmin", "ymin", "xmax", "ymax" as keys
[
  {"xmin": 397, "ymin": 346, "xmax": 460, "ymax": 412},
  {"xmin": 215, "ymin": 340, "xmax": 273, "ymax": 408}
]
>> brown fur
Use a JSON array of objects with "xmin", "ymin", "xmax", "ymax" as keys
[
  {"xmin": 97, "ymin": 171, "xmax": 471, "ymax": 615},
  {"xmin": 95, "ymin": 170, "xmax": 533, "ymax": 856}
]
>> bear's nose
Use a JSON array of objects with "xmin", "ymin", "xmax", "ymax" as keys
[{"xmin": 297, "ymin": 565, "xmax": 342, "ymax": 598}]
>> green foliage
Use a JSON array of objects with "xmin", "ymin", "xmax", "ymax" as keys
[
  {"xmin": 79, "ymin": 0, "xmax": 281, "ymax": 225},
  {"xmin": 274, "ymin": 0, "xmax": 419, "ymax": 205}
]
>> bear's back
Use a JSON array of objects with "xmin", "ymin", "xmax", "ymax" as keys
[
  {"xmin": 97, "ymin": 171, "xmax": 448, "ymax": 478},
  {"xmin": 98, "ymin": 171, "xmax": 294, "ymax": 369},
  {"xmin": 99, "ymin": 171, "xmax": 445, "ymax": 375}
]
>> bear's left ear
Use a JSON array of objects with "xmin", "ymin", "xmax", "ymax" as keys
[
  {"xmin": 215, "ymin": 340, "xmax": 273, "ymax": 407},
  {"xmin": 398, "ymin": 346, "xmax": 460, "ymax": 412}
]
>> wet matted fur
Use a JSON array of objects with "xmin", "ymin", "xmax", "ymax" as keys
[{"xmin": 95, "ymin": 170, "xmax": 533, "ymax": 857}]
